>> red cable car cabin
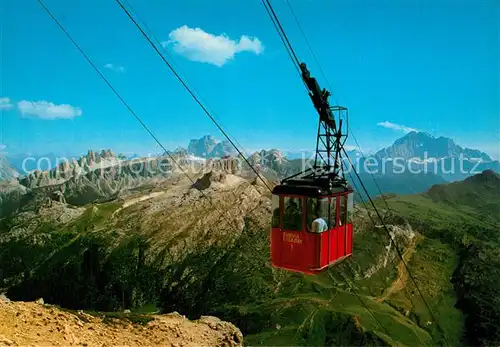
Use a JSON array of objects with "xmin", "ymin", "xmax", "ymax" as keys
[
  {"xmin": 271, "ymin": 179, "xmax": 354, "ymax": 275},
  {"xmin": 269, "ymin": 61, "xmax": 353, "ymax": 274}
]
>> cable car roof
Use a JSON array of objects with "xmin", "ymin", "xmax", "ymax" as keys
[{"xmin": 272, "ymin": 177, "xmax": 352, "ymax": 197}]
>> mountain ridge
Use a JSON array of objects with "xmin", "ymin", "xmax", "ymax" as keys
[
  {"xmin": 1, "ymin": 165, "xmax": 499, "ymax": 345},
  {"xmin": 0, "ymin": 157, "xmax": 18, "ymax": 181},
  {"xmin": 3, "ymin": 132, "xmax": 498, "ymax": 208},
  {"xmin": 375, "ymin": 131, "xmax": 492, "ymax": 161},
  {"xmin": 187, "ymin": 135, "xmax": 237, "ymax": 159},
  {"xmin": 380, "ymin": 170, "xmax": 500, "ymax": 346}
]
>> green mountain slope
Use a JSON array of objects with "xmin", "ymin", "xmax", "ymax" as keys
[
  {"xmin": 0, "ymin": 170, "xmax": 498, "ymax": 346},
  {"xmin": 380, "ymin": 170, "xmax": 500, "ymax": 346}
]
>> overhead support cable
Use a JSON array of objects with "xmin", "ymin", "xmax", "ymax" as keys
[
  {"xmin": 263, "ymin": 0, "xmax": 301, "ymax": 68},
  {"xmin": 283, "ymin": 0, "xmax": 338, "ymax": 104},
  {"xmin": 260, "ymin": 5, "xmax": 402, "ymax": 341},
  {"xmin": 37, "ymin": 0, "xmax": 276, "ymax": 278},
  {"xmin": 114, "ymin": 0, "xmax": 272, "ymax": 193},
  {"xmin": 36, "ymin": 0, "xmax": 250, "ymax": 237},
  {"xmin": 260, "ymin": 0, "xmax": 308, "ymax": 91},
  {"xmin": 276, "ymin": 7, "xmax": 431, "ymax": 337},
  {"xmin": 119, "ymin": 0, "xmax": 268, "ymax": 194},
  {"xmin": 334, "ymin": 270, "xmax": 398, "ymax": 346},
  {"xmin": 280, "ymin": 4, "xmax": 421, "ymax": 329},
  {"xmin": 260, "ymin": 1, "xmax": 449, "ymax": 343},
  {"xmin": 283, "ymin": 0, "xmax": 390, "ymax": 212},
  {"xmin": 343, "ymin": 149, "xmax": 450, "ymax": 347}
]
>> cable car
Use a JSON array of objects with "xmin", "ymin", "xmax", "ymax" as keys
[{"xmin": 270, "ymin": 62, "xmax": 354, "ymax": 274}]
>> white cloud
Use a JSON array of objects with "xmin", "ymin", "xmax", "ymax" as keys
[
  {"xmin": 0, "ymin": 97, "xmax": 13, "ymax": 110},
  {"xmin": 0, "ymin": 144, "xmax": 6, "ymax": 151},
  {"xmin": 163, "ymin": 25, "xmax": 264, "ymax": 67},
  {"xmin": 104, "ymin": 63, "xmax": 125, "ymax": 73},
  {"xmin": 377, "ymin": 121, "xmax": 418, "ymax": 133},
  {"xmin": 17, "ymin": 100, "xmax": 82, "ymax": 120}
]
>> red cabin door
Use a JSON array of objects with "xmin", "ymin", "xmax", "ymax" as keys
[
  {"xmin": 339, "ymin": 194, "xmax": 347, "ymax": 259},
  {"xmin": 328, "ymin": 196, "xmax": 339, "ymax": 263},
  {"xmin": 281, "ymin": 232, "xmax": 304, "ymax": 266},
  {"xmin": 281, "ymin": 196, "xmax": 306, "ymax": 268}
]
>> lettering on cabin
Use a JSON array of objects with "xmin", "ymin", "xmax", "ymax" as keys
[{"xmin": 283, "ymin": 232, "xmax": 303, "ymax": 244}]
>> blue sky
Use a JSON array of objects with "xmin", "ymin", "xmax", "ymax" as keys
[{"xmin": 1, "ymin": 0, "xmax": 498, "ymax": 159}]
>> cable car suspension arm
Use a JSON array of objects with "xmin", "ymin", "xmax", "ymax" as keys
[
  {"xmin": 296, "ymin": 63, "xmax": 348, "ymax": 183},
  {"xmin": 262, "ymin": 0, "xmax": 348, "ymax": 186}
]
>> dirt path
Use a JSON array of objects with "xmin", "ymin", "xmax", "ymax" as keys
[
  {"xmin": 376, "ymin": 236, "xmax": 420, "ymax": 303},
  {"xmin": 0, "ymin": 299, "xmax": 242, "ymax": 346},
  {"xmin": 111, "ymin": 191, "xmax": 166, "ymax": 218}
]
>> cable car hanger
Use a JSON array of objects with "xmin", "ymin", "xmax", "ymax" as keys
[
  {"xmin": 262, "ymin": 0, "xmax": 354, "ymax": 274},
  {"xmin": 261, "ymin": 0, "xmax": 348, "ymax": 191},
  {"xmin": 270, "ymin": 62, "xmax": 354, "ymax": 274},
  {"xmin": 287, "ymin": 62, "xmax": 348, "ymax": 188}
]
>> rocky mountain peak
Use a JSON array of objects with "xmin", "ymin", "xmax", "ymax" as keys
[
  {"xmin": 210, "ymin": 140, "xmax": 237, "ymax": 158},
  {"xmin": 401, "ymin": 131, "xmax": 432, "ymax": 141},
  {"xmin": 186, "ymin": 136, "xmax": 238, "ymax": 159},
  {"xmin": 206, "ymin": 157, "xmax": 241, "ymax": 174},
  {"xmin": 102, "ymin": 149, "xmax": 115, "ymax": 157},
  {"xmin": 375, "ymin": 131, "xmax": 492, "ymax": 161},
  {"xmin": 76, "ymin": 149, "xmax": 117, "ymax": 166},
  {"xmin": 0, "ymin": 157, "xmax": 19, "ymax": 182},
  {"xmin": 464, "ymin": 169, "xmax": 500, "ymax": 184},
  {"xmin": 188, "ymin": 135, "xmax": 218, "ymax": 158},
  {"xmin": 250, "ymin": 149, "xmax": 287, "ymax": 165},
  {"xmin": 20, "ymin": 149, "xmax": 120, "ymax": 189}
]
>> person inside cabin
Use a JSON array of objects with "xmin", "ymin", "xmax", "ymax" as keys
[
  {"xmin": 311, "ymin": 213, "xmax": 328, "ymax": 233},
  {"xmin": 283, "ymin": 198, "xmax": 302, "ymax": 230}
]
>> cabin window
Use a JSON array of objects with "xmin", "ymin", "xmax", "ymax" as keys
[
  {"xmin": 339, "ymin": 195, "xmax": 347, "ymax": 226},
  {"xmin": 271, "ymin": 194, "xmax": 280, "ymax": 228},
  {"xmin": 329, "ymin": 197, "xmax": 337, "ymax": 228},
  {"xmin": 306, "ymin": 198, "xmax": 329, "ymax": 233},
  {"xmin": 347, "ymin": 192, "xmax": 354, "ymax": 224},
  {"xmin": 282, "ymin": 197, "xmax": 303, "ymax": 231}
]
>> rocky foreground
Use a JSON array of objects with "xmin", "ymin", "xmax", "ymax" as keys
[{"xmin": 0, "ymin": 298, "xmax": 243, "ymax": 346}]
